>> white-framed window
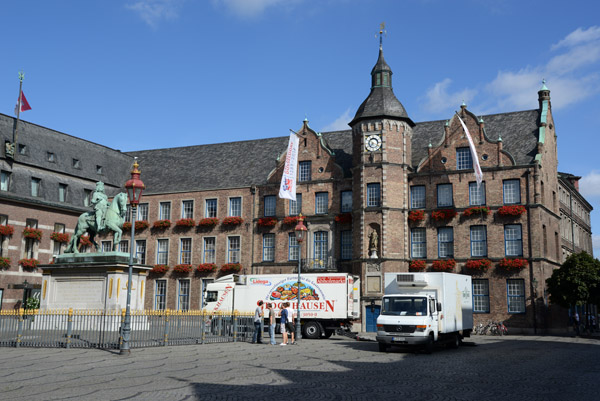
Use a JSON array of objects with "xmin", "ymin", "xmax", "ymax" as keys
[
  {"xmin": 367, "ymin": 183, "xmax": 381, "ymax": 207},
  {"xmin": 203, "ymin": 237, "xmax": 216, "ymax": 263},
  {"xmin": 289, "ymin": 194, "xmax": 302, "ymax": 216},
  {"xmin": 178, "ymin": 279, "xmax": 190, "ymax": 311},
  {"xmin": 101, "ymin": 241, "xmax": 112, "ymax": 252},
  {"xmin": 53, "ymin": 223, "xmax": 66, "ymax": 256},
  {"xmin": 228, "ymin": 236, "xmax": 240, "ymax": 263},
  {"xmin": 24, "ymin": 219, "xmax": 38, "ymax": 258},
  {"xmin": 157, "ymin": 239, "xmax": 169, "ymax": 265},
  {"xmin": 181, "ymin": 200, "xmax": 194, "ymax": 219},
  {"xmin": 315, "ymin": 192, "xmax": 328, "ymax": 214},
  {"xmin": 299, "ymin": 161, "xmax": 311, "ymax": 182},
  {"xmin": 437, "ymin": 184, "xmax": 453, "ymax": 207},
  {"xmin": 264, "ymin": 196, "xmax": 276, "ymax": 217},
  {"xmin": 503, "ymin": 179, "xmax": 521, "ymax": 204},
  {"xmin": 340, "ymin": 230, "xmax": 352, "ymax": 260},
  {"xmin": 159, "ymin": 202, "xmax": 171, "ymax": 220},
  {"xmin": 137, "ymin": 203, "xmax": 149, "ymax": 221},
  {"xmin": 229, "ymin": 197, "xmax": 241, "ymax": 217},
  {"xmin": 155, "ymin": 280, "xmax": 167, "ymax": 310},
  {"xmin": 411, "ymin": 228, "xmax": 426, "ymax": 259},
  {"xmin": 341, "ymin": 191, "xmax": 352, "ymax": 213},
  {"xmin": 119, "ymin": 240, "xmax": 129, "ymax": 253},
  {"xmin": 507, "ymin": 279, "xmax": 525, "ymax": 313},
  {"xmin": 1, "ymin": 171, "xmax": 10, "ymax": 191},
  {"xmin": 410, "ymin": 186, "xmax": 426, "ymax": 209},
  {"xmin": 84, "ymin": 189, "xmax": 92, "ymax": 207},
  {"xmin": 31, "ymin": 178, "xmax": 41, "ymax": 197},
  {"xmin": 314, "ymin": 231, "xmax": 328, "ymax": 263},
  {"xmin": 263, "ymin": 234, "xmax": 275, "ymax": 262},
  {"xmin": 180, "ymin": 238, "xmax": 192, "ymax": 264},
  {"xmin": 469, "ymin": 182, "xmax": 486, "ymax": 206},
  {"xmin": 504, "ymin": 224, "xmax": 523, "ymax": 256},
  {"xmin": 58, "ymin": 184, "xmax": 67, "ymax": 202},
  {"xmin": 456, "ymin": 147, "xmax": 473, "ymax": 170},
  {"xmin": 136, "ymin": 240, "xmax": 146, "ymax": 264},
  {"xmin": 470, "ymin": 225, "xmax": 487, "ymax": 257},
  {"xmin": 437, "ymin": 227, "xmax": 454, "ymax": 258},
  {"xmin": 473, "ymin": 279, "xmax": 490, "ymax": 313},
  {"xmin": 205, "ymin": 199, "xmax": 217, "ymax": 218},
  {"xmin": 288, "ymin": 233, "xmax": 299, "ymax": 261}
]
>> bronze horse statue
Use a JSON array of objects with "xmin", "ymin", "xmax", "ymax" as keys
[{"xmin": 66, "ymin": 192, "xmax": 128, "ymax": 253}]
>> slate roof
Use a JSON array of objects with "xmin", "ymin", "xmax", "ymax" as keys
[{"xmin": 128, "ymin": 109, "xmax": 541, "ymax": 195}]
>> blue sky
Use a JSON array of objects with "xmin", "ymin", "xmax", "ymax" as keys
[{"xmin": 2, "ymin": 0, "xmax": 600, "ymax": 255}]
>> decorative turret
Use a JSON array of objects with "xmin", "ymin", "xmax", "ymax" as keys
[{"xmin": 538, "ymin": 79, "xmax": 551, "ymax": 108}]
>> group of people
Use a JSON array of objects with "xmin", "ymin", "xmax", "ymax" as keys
[
  {"xmin": 253, "ymin": 300, "xmax": 297, "ymax": 345},
  {"xmin": 572, "ymin": 312, "xmax": 597, "ymax": 336}
]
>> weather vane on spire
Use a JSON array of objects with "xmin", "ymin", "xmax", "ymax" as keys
[{"xmin": 377, "ymin": 22, "xmax": 386, "ymax": 49}]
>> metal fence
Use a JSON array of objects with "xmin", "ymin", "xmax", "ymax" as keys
[{"xmin": 0, "ymin": 309, "xmax": 254, "ymax": 349}]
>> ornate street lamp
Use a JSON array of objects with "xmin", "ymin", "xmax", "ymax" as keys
[
  {"xmin": 294, "ymin": 214, "xmax": 307, "ymax": 342},
  {"xmin": 120, "ymin": 158, "xmax": 145, "ymax": 355}
]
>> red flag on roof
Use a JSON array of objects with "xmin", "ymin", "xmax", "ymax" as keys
[{"xmin": 14, "ymin": 91, "xmax": 32, "ymax": 115}]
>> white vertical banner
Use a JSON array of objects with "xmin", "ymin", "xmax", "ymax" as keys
[
  {"xmin": 456, "ymin": 113, "xmax": 483, "ymax": 187},
  {"xmin": 278, "ymin": 132, "xmax": 299, "ymax": 201}
]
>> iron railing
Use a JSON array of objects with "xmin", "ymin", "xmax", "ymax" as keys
[{"xmin": 0, "ymin": 309, "xmax": 254, "ymax": 349}]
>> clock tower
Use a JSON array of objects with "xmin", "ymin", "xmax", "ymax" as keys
[{"xmin": 349, "ymin": 35, "xmax": 415, "ymax": 300}]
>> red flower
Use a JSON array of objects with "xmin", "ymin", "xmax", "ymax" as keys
[
  {"xmin": 153, "ymin": 220, "xmax": 172, "ymax": 229},
  {"xmin": 175, "ymin": 218, "xmax": 196, "ymax": 227},
  {"xmin": 23, "ymin": 228, "xmax": 42, "ymax": 241},
  {"xmin": 50, "ymin": 232, "xmax": 70, "ymax": 243},
  {"xmin": 0, "ymin": 225, "xmax": 15, "ymax": 236},
  {"xmin": 498, "ymin": 258, "xmax": 528, "ymax": 271},
  {"xmin": 152, "ymin": 265, "xmax": 169, "ymax": 274},
  {"xmin": 222, "ymin": 217, "xmax": 244, "ymax": 226},
  {"xmin": 408, "ymin": 210, "xmax": 425, "ymax": 222},
  {"xmin": 432, "ymin": 259, "xmax": 456, "ymax": 271},
  {"xmin": 122, "ymin": 222, "xmax": 132, "ymax": 230},
  {"xmin": 80, "ymin": 235, "xmax": 93, "ymax": 246},
  {"xmin": 464, "ymin": 259, "xmax": 492, "ymax": 271},
  {"xmin": 198, "ymin": 218, "xmax": 219, "ymax": 227},
  {"xmin": 462, "ymin": 206, "xmax": 491, "ymax": 217},
  {"xmin": 173, "ymin": 264, "xmax": 192, "ymax": 273},
  {"xmin": 18, "ymin": 258, "xmax": 39, "ymax": 270},
  {"xmin": 135, "ymin": 220, "xmax": 149, "ymax": 230},
  {"xmin": 283, "ymin": 216, "xmax": 299, "ymax": 225},
  {"xmin": 197, "ymin": 263, "xmax": 217, "ymax": 273},
  {"xmin": 334, "ymin": 213, "xmax": 352, "ymax": 224},
  {"xmin": 0, "ymin": 257, "xmax": 11, "ymax": 269},
  {"xmin": 409, "ymin": 260, "xmax": 426, "ymax": 271},
  {"xmin": 221, "ymin": 263, "xmax": 242, "ymax": 273},
  {"xmin": 497, "ymin": 205, "xmax": 526, "ymax": 217},
  {"xmin": 431, "ymin": 209, "xmax": 457, "ymax": 221},
  {"xmin": 257, "ymin": 217, "xmax": 278, "ymax": 227}
]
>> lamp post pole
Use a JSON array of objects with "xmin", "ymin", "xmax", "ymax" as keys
[
  {"xmin": 120, "ymin": 158, "xmax": 145, "ymax": 356},
  {"xmin": 294, "ymin": 214, "xmax": 307, "ymax": 343}
]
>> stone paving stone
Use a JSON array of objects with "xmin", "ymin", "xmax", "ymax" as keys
[{"xmin": 0, "ymin": 335, "xmax": 599, "ymax": 400}]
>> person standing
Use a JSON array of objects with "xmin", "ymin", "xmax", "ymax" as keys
[
  {"xmin": 279, "ymin": 303, "xmax": 288, "ymax": 346},
  {"xmin": 252, "ymin": 300, "xmax": 264, "ymax": 344},
  {"xmin": 266, "ymin": 303, "xmax": 277, "ymax": 345},
  {"xmin": 285, "ymin": 302, "xmax": 296, "ymax": 345},
  {"xmin": 573, "ymin": 312, "xmax": 580, "ymax": 336}
]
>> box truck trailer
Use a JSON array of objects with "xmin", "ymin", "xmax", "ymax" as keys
[
  {"xmin": 376, "ymin": 272, "xmax": 473, "ymax": 352},
  {"xmin": 203, "ymin": 273, "xmax": 360, "ymax": 339}
]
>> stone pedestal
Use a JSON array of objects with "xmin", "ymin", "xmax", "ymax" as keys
[{"xmin": 38, "ymin": 252, "xmax": 151, "ymax": 311}]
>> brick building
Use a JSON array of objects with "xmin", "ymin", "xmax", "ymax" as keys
[{"xmin": 0, "ymin": 45, "xmax": 593, "ymax": 333}]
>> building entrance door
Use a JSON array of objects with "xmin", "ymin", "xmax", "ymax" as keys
[{"xmin": 365, "ymin": 304, "xmax": 381, "ymax": 332}]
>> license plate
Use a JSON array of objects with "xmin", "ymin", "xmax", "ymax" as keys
[{"xmin": 392, "ymin": 337, "xmax": 405, "ymax": 342}]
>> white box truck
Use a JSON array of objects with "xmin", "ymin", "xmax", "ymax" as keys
[
  {"xmin": 203, "ymin": 273, "xmax": 360, "ymax": 339},
  {"xmin": 376, "ymin": 272, "xmax": 473, "ymax": 352}
]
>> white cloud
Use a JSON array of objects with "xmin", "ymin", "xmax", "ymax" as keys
[
  {"xmin": 126, "ymin": 0, "xmax": 182, "ymax": 28},
  {"xmin": 551, "ymin": 26, "xmax": 600, "ymax": 50},
  {"xmin": 212, "ymin": 0, "xmax": 301, "ymax": 18},
  {"xmin": 580, "ymin": 170, "xmax": 600, "ymax": 198},
  {"xmin": 421, "ymin": 78, "xmax": 477, "ymax": 114},
  {"xmin": 322, "ymin": 108, "xmax": 353, "ymax": 131}
]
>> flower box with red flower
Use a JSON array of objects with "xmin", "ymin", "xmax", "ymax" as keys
[
  {"xmin": 221, "ymin": 263, "xmax": 242, "ymax": 273},
  {"xmin": 464, "ymin": 259, "xmax": 492, "ymax": 271},
  {"xmin": 122, "ymin": 222, "xmax": 132, "ymax": 230},
  {"xmin": 257, "ymin": 217, "xmax": 278, "ymax": 227},
  {"xmin": 0, "ymin": 257, "xmax": 11, "ymax": 269},
  {"xmin": 497, "ymin": 205, "xmax": 526, "ymax": 217},
  {"xmin": 198, "ymin": 218, "xmax": 219, "ymax": 227},
  {"xmin": 334, "ymin": 213, "xmax": 352, "ymax": 224},
  {"xmin": 462, "ymin": 206, "xmax": 491, "ymax": 217},
  {"xmin": 23, "ymin": 228, "xmax": 42, "ymax": 241},
  {"xmin": 153, "ymin": 220, "xmax": 171, "ymax": 229},
  {"xmin": 283, "ymin": 216, "xmax": 299, "ymax": 226},
  {"xmin": 135, "ymin": 220, "xmax": 149, "ymax": 230},
  {"xmin": 50, "ymin": 232, "xmax": 70, "ymax": 243},
  {"xmin": 152, "ymin": 264, "xmax": 169, "ymax": 274},
  {"xmin": 175, "ymin": 218, "xmax": 196, "ymax": 227},
  {"xmin": 498, "ymin": 258, "xmax": 528, "ymax": 271},
  {"xmin": 222, "ymin": 217, "xmax": 243, "ymax": 226},
  {"xmin": 80, "ymin": 235, "xmax": 93, "ymax": 246},
  {"xmin": 409, "ymin": 260, "xmax": 426, "ymax": 271},
  {"xmin": 431, "ymin": 259, "xmax": 456, "ymax": 272},
  {"xmin": 0, "ymin": 225, "xmax": 15, "ymax": 236},
  {"xmin": 18, "ymin": 258, "xmax": 40, "ymax": 270},
  {"xmin": 173, "ymin": 264, "xmax": 192, "ymax": 273},
  {"xmin": 408, "ymin": 210, "xmax": 425, "ymax": 223},
  {"xmin": 431, "ymin": 209, "xmax": 457, "ymax": 221},
  {"xmin": 197, "ymin": 263, "xmax": 217, "ymax": 273}
]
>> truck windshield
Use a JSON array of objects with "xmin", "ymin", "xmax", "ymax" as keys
[
  {"xmin": 382, "ymin": 297, "xmax": 428, "ymax": 316},
  {"xmin": 205, "ymin": 291, "xmax": 218, "ymax": 303}
]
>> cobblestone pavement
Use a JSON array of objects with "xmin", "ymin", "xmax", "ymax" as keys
[{"xmin": 1, "ymin": 335, "xmax": 599, "ymax": 401}]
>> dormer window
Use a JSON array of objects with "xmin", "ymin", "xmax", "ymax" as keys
[
  {"xmin": 47, "ymin": 152, "xmax": 55, "ymax": 162},
  {"xmin": 72, "ymin": 158, "xmax": 81, "ymax": 169},
  {"xmin": 96, "ymin": 165, "xmax": 103, "ymax": 175},
  {"xmin": 18, "ymin": 144, "xmax": 27, "ymax": 155}
]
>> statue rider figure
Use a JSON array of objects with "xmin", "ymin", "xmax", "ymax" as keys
[{"xmin": 91, "ymin": 182, "xmax": 108, "ymax": 232}]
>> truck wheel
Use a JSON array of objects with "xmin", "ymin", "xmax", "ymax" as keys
[
  {"xmin": 424, "ymin": 335, "xmax": 434, "ymax": 354},
  {"xmin": 449, "ymin": 334, "xmax": 460, "ymax": 349},
  {"xmin": 302, "ymin": 321, "xmax": 321, "ymax": 339},
  {"xmin": 378, "ymin": 342, "xmax": 388, "ymax": 352},
  {"xmin": 323, "ymin": 330, "xmax": 334, "ymax": 339}
]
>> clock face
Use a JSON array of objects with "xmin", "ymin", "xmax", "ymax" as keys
[{"xmin": 365, "ymin": 135, "xmax": 382, "ymax": 152}]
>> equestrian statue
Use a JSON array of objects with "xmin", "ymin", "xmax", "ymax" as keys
[{"xmin": 65, "ymin": 182, "xmax": 128, "ymax": 254}]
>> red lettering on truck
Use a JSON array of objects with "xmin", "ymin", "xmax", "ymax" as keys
[
  {"xmin": 214, "ymin": 284, "xmax": 233, "ymax": 312},
  {"xmin": 316, "ymin": 276, "xmax": 346, "ymax": 284}
]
